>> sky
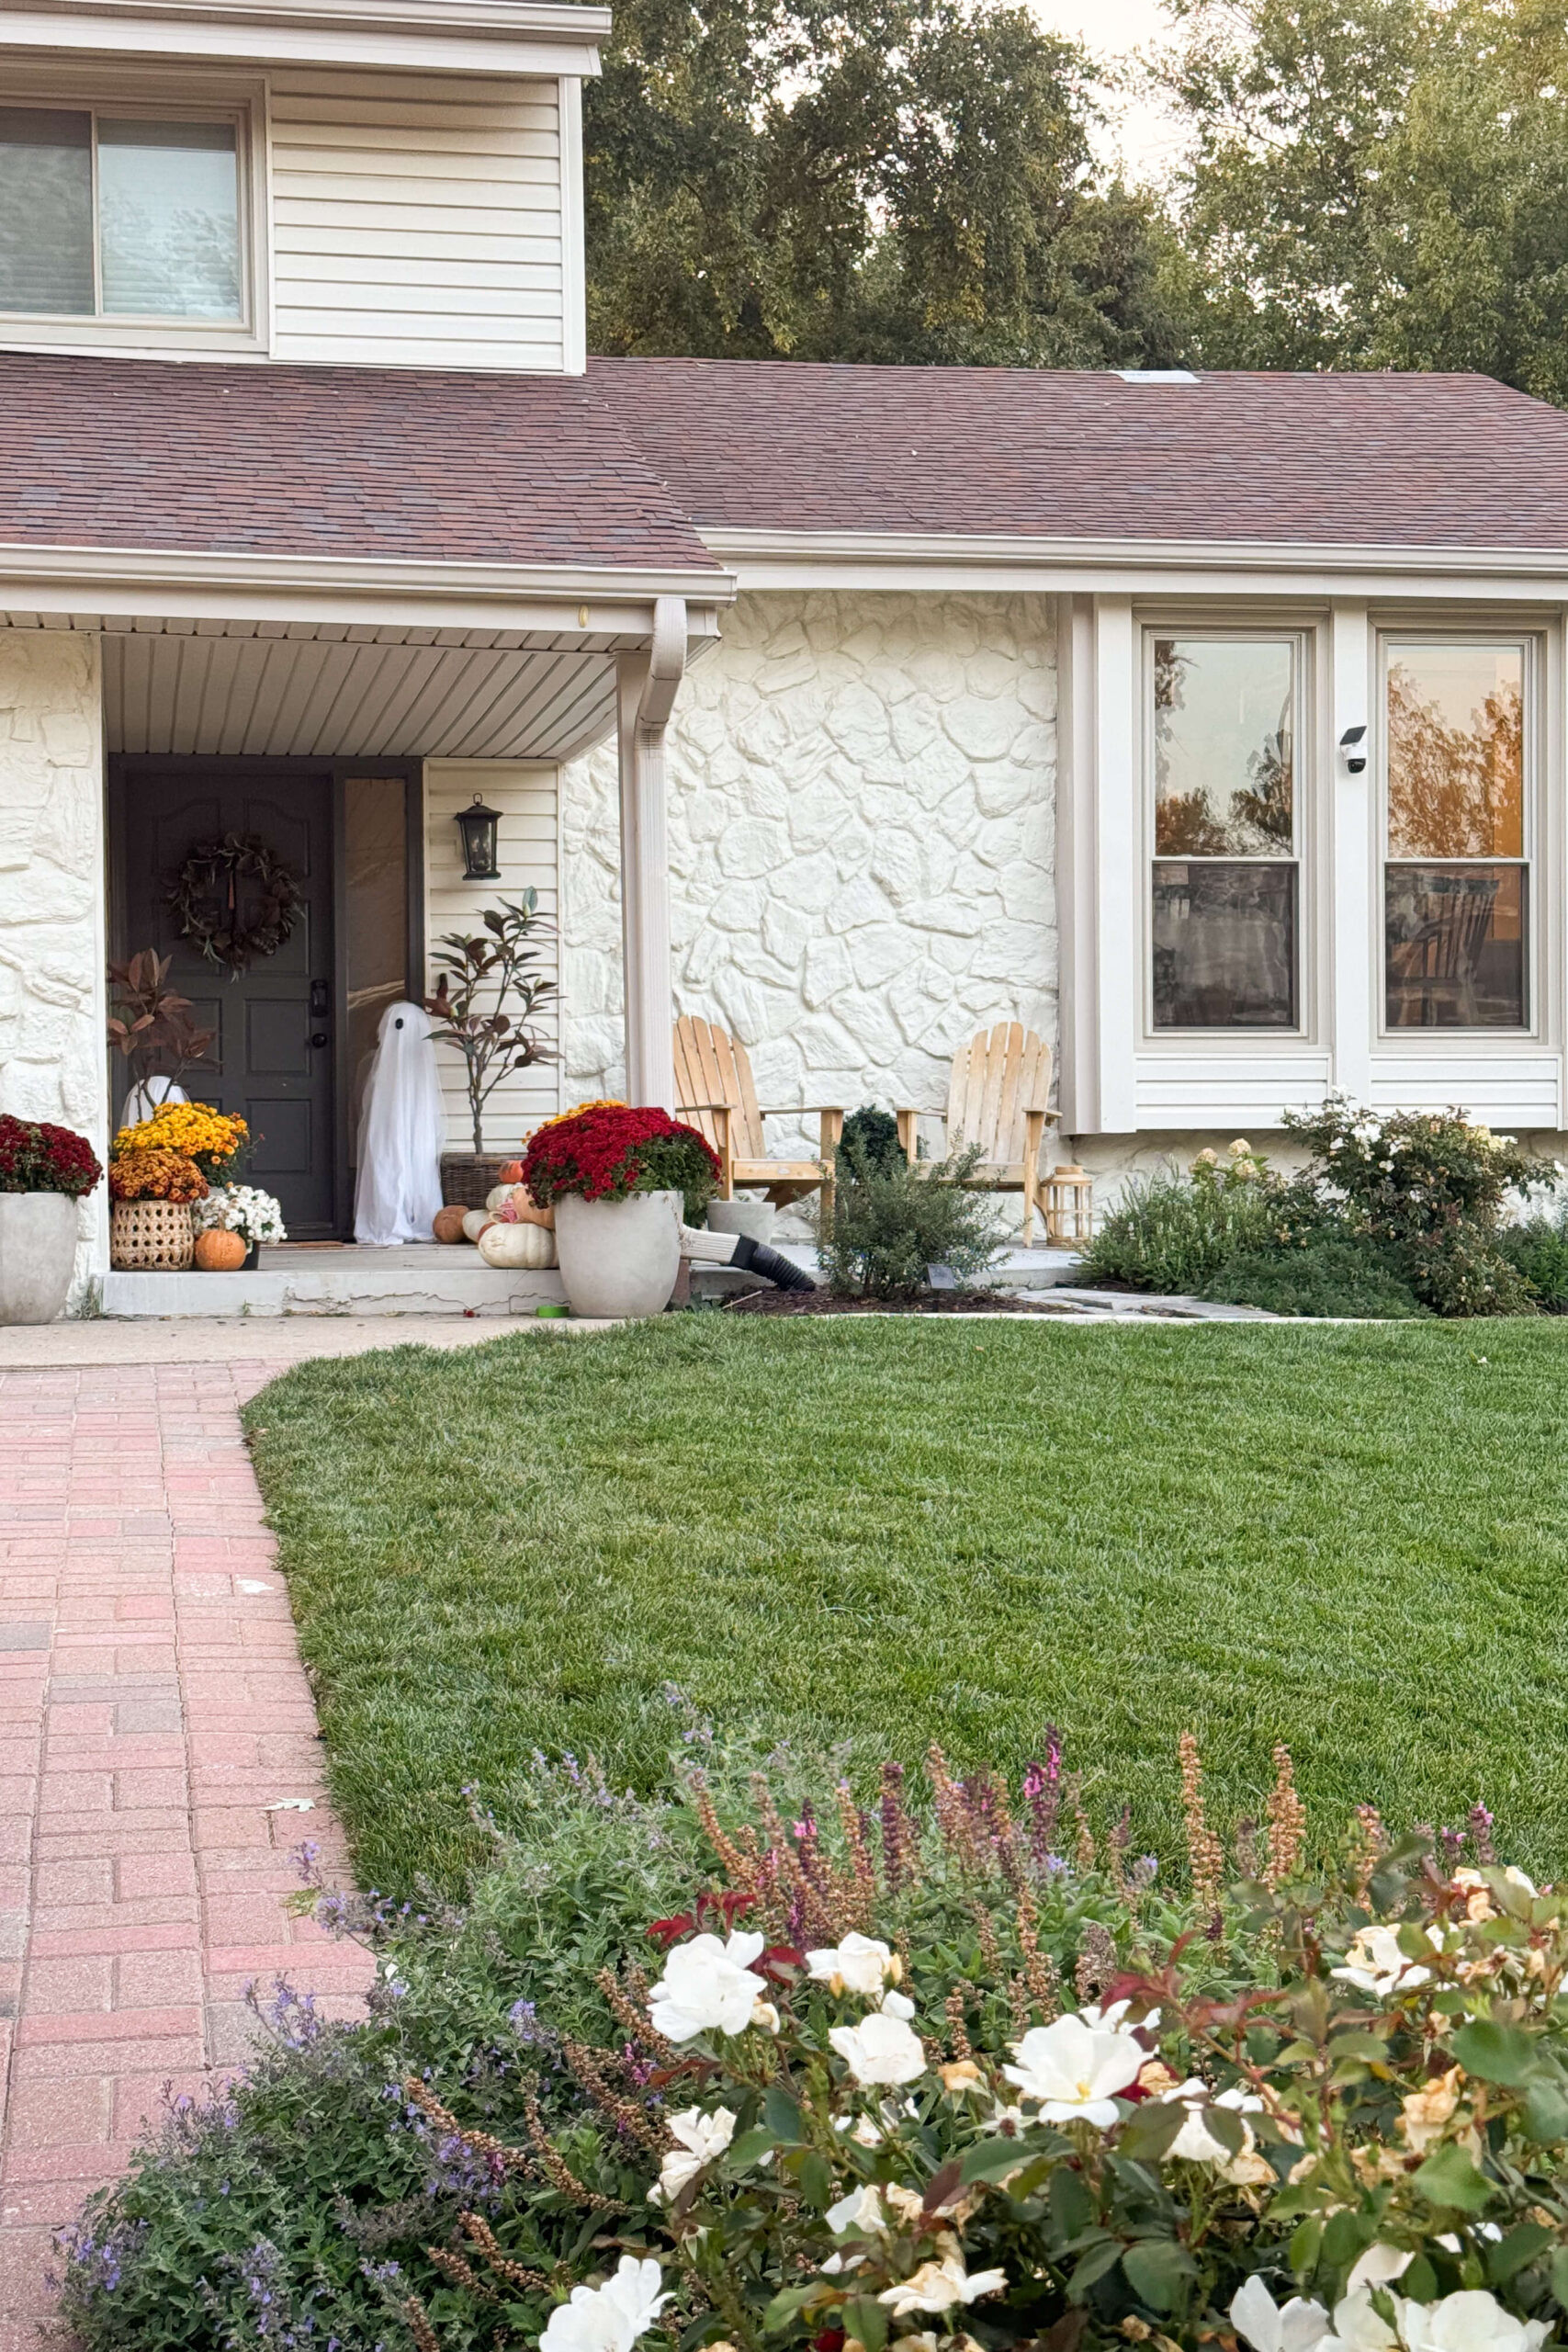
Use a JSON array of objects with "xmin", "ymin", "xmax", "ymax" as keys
[{"xmin": 1029, "ymin": 0, "xmax": 1184, "ymax": 184}]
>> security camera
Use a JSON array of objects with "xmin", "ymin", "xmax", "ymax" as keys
[{"xmin": 1339, "ymin": 724, "xmax": 1368, "ymax": 775}]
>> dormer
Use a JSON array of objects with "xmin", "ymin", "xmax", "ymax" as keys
[{"xmin": 0, "ymin": 0, "xmax": 604, "ymax": 368}]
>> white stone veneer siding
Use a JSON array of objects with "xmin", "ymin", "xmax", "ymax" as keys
[
  {"xmin": 560, "ymin": 590, "xmax": 1058, "ymax": 1167},
  {"xmin": 0, "ymin": 631, "xmax": 108, "ymax": 1301}
]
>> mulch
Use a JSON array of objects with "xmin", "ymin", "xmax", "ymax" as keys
[{"xmin": 724, "ymin": 1287, "xmax": 1089, "ymax": 1317}]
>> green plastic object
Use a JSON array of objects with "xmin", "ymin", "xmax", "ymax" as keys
[{"xmin": 536, "ymin": 1302, "xmax": 569, "ymax": 1318}]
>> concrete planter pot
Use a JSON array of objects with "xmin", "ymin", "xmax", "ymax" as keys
[
  {"xmin": 706, "ymin": 1197, "xmax": 776, "ymax": 1246},
  {"xmin": 553, "ymin": 1189, "xmax": 682, "ymax": 1319},
  {"xmin": 0, "ymin": 1192, "xmax": 78, "ymax": 1324}
]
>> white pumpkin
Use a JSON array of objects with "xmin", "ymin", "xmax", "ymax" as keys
[
  {"xmin": 478, "ymin": 1219, "xmax": 558, "ymax": 1271},
  {"xmin": 461, "ymin": 1207, "xmax": 493, "ymax": 1244},
  {"xmin": 485, "ymin": 1184, "xmax": 514, "ymax": 1212}
]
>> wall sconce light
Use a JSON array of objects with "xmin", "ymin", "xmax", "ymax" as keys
[
  {"xmin": 455, "ymin": 795, "xmax": 502, "ymax": 881},
  {"xmin": 1339, "ymin": 724, "xmax": 1368, "ymax": 775}
]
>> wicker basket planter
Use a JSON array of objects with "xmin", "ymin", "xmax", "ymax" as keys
[
  {"xmin": 440, "ymin": 1153, "xmax": 516, "ymax": 1212},
  {"xmin": 110, "ymin": 1199, "xmax": 196, "ymax": 1272}
]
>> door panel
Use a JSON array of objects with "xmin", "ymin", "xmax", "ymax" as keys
[{"xmin": 115, "ymin": 763, "xmax": 338, "ymax": 1238}]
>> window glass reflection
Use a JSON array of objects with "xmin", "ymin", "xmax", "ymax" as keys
[
  {"xmin": 1385, "ymin": 865, "xmax": 1526, "ymax": 1029},
  {"xmin": 1153, "ymin": 862, "xmax": 1297, "ymax": 1029},
  {"xmin": 98, "ymin": 119, "xmax": 241, "ymax": 319},
  {"xmin": 1386, "ymin": 642, "xmax": 1523, "ymax": 859},
  {"xmin": 1154, "ymin": 637, "xmax": 1294, "ymax": 856},
  {"xmin": 0, "ymin": 108, "xmax": 93, "ymax": 314}
]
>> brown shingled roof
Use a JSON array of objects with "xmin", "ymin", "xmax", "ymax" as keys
[
  {"xmin": 0, "ymin": 351, "xmax": 720, "ymax": 572},
  {"xmin": 588, "ymin": 358, "xmax": 1568, "ymax": 552}
]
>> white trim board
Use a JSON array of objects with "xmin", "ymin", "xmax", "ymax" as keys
[
  {"xmin": 0, "ymin": 10, "xmax": 604, "ymax": 75},
  {"xmin": 702, "ymin": 528, "xmax": 1568, "ymax": 601}
]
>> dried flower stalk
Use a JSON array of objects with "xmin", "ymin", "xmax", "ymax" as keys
[
  {"xmin": 1178, "ymin": 1731, "xmax": 1224, "ymax": 1912},
  {"xmin": 1265, "ymin": 1744, "xmax": 1307, "ymax": 1891}
]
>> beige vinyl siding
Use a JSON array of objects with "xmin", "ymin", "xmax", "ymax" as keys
[
  {"xmin": 269, "ymin": 70, "xmax": 567, "ymax": 369},
  {"xmin": 424, "ymin": 760, "xmax": 563, "ymax": 1155}
]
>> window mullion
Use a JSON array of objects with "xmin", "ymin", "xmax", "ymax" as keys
[{"xmin": 88, "ymin": 109, "xmax": 102, "ymax": 316}]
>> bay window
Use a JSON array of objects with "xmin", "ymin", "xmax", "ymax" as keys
[
  {"xmin": 0, "ymin": 103, "xmax": 243, "ymax": 322},
  {"xmin": 1149, "ymin": 633, "xmax": 1302, "ymax": 1028},
  {"xmin": 1382, "ymin": 639, "xmax": 1529, "ymax": 1029}
]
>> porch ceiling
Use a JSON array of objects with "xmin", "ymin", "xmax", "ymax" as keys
[{"xmin": 85, "ymin": 618, "xmax": 629, "ymax": 762}]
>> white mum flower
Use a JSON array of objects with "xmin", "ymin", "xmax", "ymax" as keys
[
  {"xmin": 878, "ymin": 2256, "xmax": 1009, "ymax": 2317},
  {"xmin": 806, "ymin": 1932, "xmax": 898, "ymax": 1996},
  {"xmin": 540, "ymin": 2257, "xmax": 670, "ymax": 2352},
  {"xmin": 1330, "ymin": 1925, "xmax": 1432, "ymax": 1997},
  {"xmin": 829, "ymin": 2009, "xmax": 925, "ymax": 2086},
  {"xmin": 1394, "ymin": 2291, "xmax": 1550, "ymax": 2352},
  {"xmin": 1001, "ymin": 2011, "xmax": 1145, "ymax": 2129},
  {"xmin": 1229, "ymin": 2277, "xmax": 1333, "ymax": 2352},
  {"xmin": 649, "ymin": 2106, "xmax": 736, "ymax": 2204},
  {"xmin": 648, "ymin": 1931, "xmax": 769, "ymax": 2041}
]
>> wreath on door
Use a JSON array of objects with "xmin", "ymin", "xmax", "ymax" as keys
[{"xmin": 166, "ymin": 833, "xmax": 303, "ymax": 975}]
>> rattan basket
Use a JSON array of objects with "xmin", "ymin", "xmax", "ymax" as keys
[
  {"xmin": 110, "ymin": 1199, "xmax": 196, "ymax": 1272},
  {"xmin": 440, "ymin": 1153, "xmax": 517, "ymax": 1211}
]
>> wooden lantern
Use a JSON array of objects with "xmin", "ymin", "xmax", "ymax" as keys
[{"xmin": 1043, "ymin": 1163, "xmax": 1095, "ymax": 1247}]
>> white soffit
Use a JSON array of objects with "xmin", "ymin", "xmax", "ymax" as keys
[
  {"xmin": 0, "ymin": 3, "xmax": 608, "ymax": 76},
  {"xmin": 91, "ymin": 622, "xmax": 621, "ymax": 761}
]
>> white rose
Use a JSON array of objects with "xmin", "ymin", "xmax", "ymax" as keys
[
  {"xmin": 648, "ymin": 1931, "xmax": 769, "ymax": 2041},
  {"xmin": 1001, "ymin": 2011, "xmax": 1145, "ymax": 2129},
  {"xmin": 1330, "ymin": 1925, "xmax": 1432, "ymax": 1997},
  {"xmin": 826, "ymin": 2184, "xmax": 886, "ymax": 2236},
  {"xmin": 540, "ymin": 2257, "xmax": 670, "ymax": 2352},
  {"xmin": 1333, "ymin": 2290, "xmax": 1400, "ymax": 2352},
  {"xmin": 1348, "ymin": 2248, "xmax": 1415, "ymax": 2296},
  {"xmin": 1394, "ymin": 2291, "xmax": 1550, "ymax": 2352},
  {"xmin": 878, "ymin": 2256, "xmax": 1009, "ymax": 2317},
  {"xmin": 806, "ymin": 1932, "xmax": 897, "ymax": 1996},
  {"xmin": 1162, "ymin": 2079, "xmax": 1263, "ymax": 2163},
  {"xmin": 829, "ymin": 2009, "xmax": 926, "ymax": 2086},
  {"xmin": 649, "ymin": 2106, "xmax": 736, "ymax": 2204},
  {"xmin": 1229, "ymin": 2277, "xmax": 1332, "ymax": 2352}
]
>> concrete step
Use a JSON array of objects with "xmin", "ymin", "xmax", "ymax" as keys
[{"xmin": 100, "ymin": 1243, "xmax": 567, "ymax": 1319}]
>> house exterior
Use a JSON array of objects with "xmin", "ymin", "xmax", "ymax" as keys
[{"xmin": 4, "ymin": 0, "xmax": 1568, "ymax": 1298}]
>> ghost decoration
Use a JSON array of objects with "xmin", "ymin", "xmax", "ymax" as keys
[{"xmin": 353, "ymin": 1001, "xmax": 446, "ymax": 1247}]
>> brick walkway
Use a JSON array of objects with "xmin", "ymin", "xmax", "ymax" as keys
[{"xmin": 0, "ymin": 1357, "xmax": 376, "ymax": 2349}]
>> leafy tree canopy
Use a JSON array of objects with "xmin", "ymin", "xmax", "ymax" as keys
[
  {"xmin": 1157, "ymin": 0, "xmax": 1568, "ymax": 401},
  {"xmin": 583, "ymin": 0, "xmax": 1186, "ymax": 366}
]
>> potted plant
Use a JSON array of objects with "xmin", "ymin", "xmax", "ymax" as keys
[
  {"xmin": 192, "ymin": 1183, "xmax": 288, "ymax": 1271},
  {"xmin": 0, "ymin": 1115, "xmax": 103, "ymax": 1323},
  {"xmin": 106, "ymin": 948, "xmax": 214, "ymax": 1122},
  {"xmin": 107, "ymin": 1103, "xmax": 249, "ymax": 1272},
  {"xmin": 425, "ymin": 893, "xmax": 555, "ymax": 1209},
  {"xmin": 521, "ymin": 1102, "xmax": 720, "ymax": 1317}
]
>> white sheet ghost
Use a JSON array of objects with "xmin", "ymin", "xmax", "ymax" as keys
[{"xmin": 353, "ymin": 1001, "xmax": 446, "ymax": 1246}]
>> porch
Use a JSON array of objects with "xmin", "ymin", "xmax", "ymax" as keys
[{"xmin": 0, "ymin": 548, "xmax": 729, "ymax": 1306}]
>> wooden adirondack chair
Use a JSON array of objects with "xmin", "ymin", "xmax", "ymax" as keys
[
  {"xmin": 895, "ymin": 1023, "xmax": 1055, "ymax": 1241},
  {"xmin": 673, "ymin": 1015, "xmax": 844, "ymax": 1212}
]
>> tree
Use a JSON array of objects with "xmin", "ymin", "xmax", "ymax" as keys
[
  {"xmin": 1156, "ymin": 0, "xmax": 1568, "ymax": 402},
  {"xmin": 583, "ymin": 0, "xmax": 1186, "ymax": 367}
]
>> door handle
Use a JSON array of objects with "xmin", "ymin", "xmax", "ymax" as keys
[{"xmin": 310, "ymin": 1032, "xmax": 329, "ymax": 1049}]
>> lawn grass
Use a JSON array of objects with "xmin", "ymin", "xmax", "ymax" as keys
[{"xmin": 243, "ymin": 1316, "xmax": 1568, "ymax": 1897}]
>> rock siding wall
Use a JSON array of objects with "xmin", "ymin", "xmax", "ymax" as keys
[
  {"xmin": 0, "ymin": 632, "xmax": 108, "ymax": 1296},
  {"xmin": 561, "ymin": 591, "xmax": 1057, "ymax": 1156}
]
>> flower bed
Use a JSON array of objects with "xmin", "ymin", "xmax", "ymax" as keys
[{"xmin": 55, "ymin": 1730, "xmax": 1568, "ymax": 2352}]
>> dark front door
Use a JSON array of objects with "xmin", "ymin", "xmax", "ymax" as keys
[{"xmin": 115, "ymin": 763, "xmax": 338, "ymax": 1238}]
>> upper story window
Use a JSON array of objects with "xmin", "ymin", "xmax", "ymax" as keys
[
  {"xmin": 1382, "ymin": 639, "xmax": 1530, "ymax": 1030},
  {"xmin": 0, "ymin": 103, "xmax": 243, "ymax": 322},
  {"xmin": 1148, "ymin": 632, "xmax": 1303, "ymax": 1029}
]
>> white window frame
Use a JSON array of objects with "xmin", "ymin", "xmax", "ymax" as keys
[
  {"xmin": 1374, "ymin": 628, "xmax": 1541, "ymax": 1043},
  {"xmin": 1140, "ymin": 622, "xmax": 1315, "ymax": 1044},
  {"xmin": 0, "ymin": 76, "xmax": 268, "ymax": 354}
]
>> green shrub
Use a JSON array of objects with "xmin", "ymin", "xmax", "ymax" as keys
[
  {"xmin": 838, "ymin": 1105, "xmax": 904, "ymax": 1174},
  {"xmin": 59, "ymin": 1736, "xmax": 1559, "ymax": 2352},
  {"xmin": 1498, "ymin": 1206, "xmax": 1568, "ymax": 1312},
  {"xmin": 1201, "ymin": 1233, "xmax": 1428, "ymax": 1318},
  {"xmin": 1079, "ymin": 1140, "xmax": 1279, "ymax": 1293},
  {"xmin": 814, "ymin": 1138, "xmax": 1004, "ymax": 1296}
]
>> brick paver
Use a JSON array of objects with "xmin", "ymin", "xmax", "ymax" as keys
[{"xmin": 0, "ymin": 1358, "xmax": 374, "ymax": 2347}]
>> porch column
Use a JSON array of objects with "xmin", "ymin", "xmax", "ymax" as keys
[{"xmin": 616, "ymin": 596, "xmax": 686, "ymax": 1110}]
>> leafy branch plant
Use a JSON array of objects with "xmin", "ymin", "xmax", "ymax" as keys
[
  {"xmin": 424, "ymin": 894, "xmax": 556, "ymax": 1156},
  {"xmin": 106, "ymin": 948, "xmax": 215, "ymax": 1094}
]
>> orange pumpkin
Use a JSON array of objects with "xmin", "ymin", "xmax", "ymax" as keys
[
  {"xmin": 433, "ymin": 1204, "xmax": 468, "ymax": 1244},
  {"xmin": 194, "ymin": 1227, "xmax": 247, "ymax": 1272},
  {"xmin": 498, "ymin": 1159, "xmax": 525, "ymax": 1184}
]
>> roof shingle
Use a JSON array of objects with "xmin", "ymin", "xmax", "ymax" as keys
[
  {"xmin": 0, "ymin": 351, "xmax": 720, "ymax": 571},
  {"xmin": 589, "ymin": 358, "xmax": 1568, "ymax": 552}
]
